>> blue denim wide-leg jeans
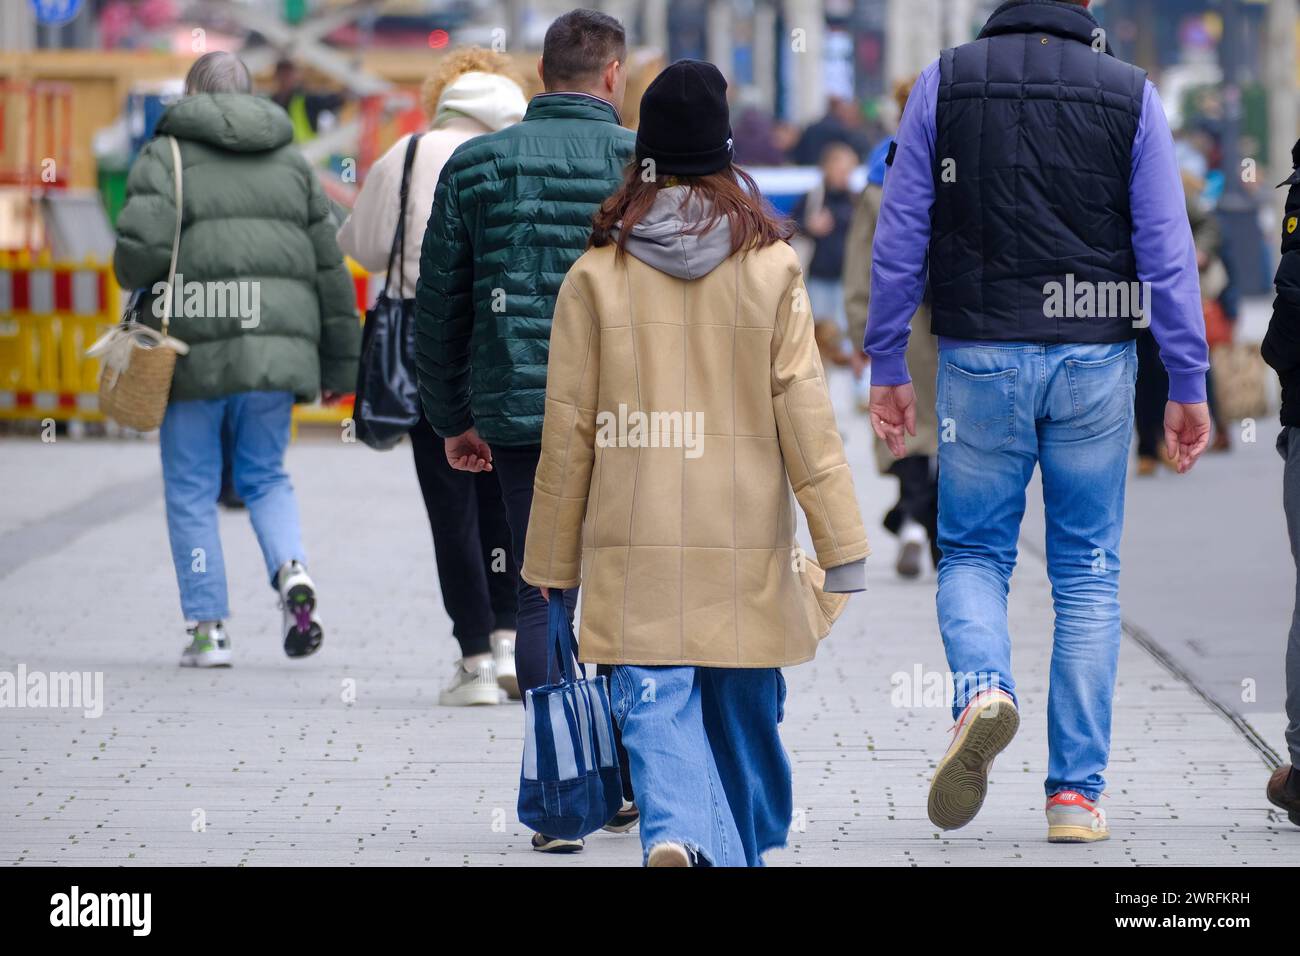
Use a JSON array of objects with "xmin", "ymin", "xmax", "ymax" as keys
[
  {"xmin": 611, "ymin": 664, "xmax": 790, "ymax": 866},
  {"xmin": 935, "ymin": 341, "xmax": 1136, "ymax": 801}
]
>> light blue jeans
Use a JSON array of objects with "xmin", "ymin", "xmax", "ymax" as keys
[
  {"xmin": 611, "ymin": 664, "xmax": 790, "ymax": 867},
  {"xmin": 935, "ymin": 340, "xmax": 1137, "ymax": 801},
  {"xmin": 159, "ymin": 391, "xmax": 304, "ymax": 621}
]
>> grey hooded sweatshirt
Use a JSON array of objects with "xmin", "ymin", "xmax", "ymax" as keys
[{"xmin": 611, "ymin": 185, "xmax": 866, "ymax": 594}]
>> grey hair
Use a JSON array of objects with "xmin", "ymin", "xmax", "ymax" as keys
[{"xmin": 184, "ymin": 52, "xmax": 252, "ymax": 95}]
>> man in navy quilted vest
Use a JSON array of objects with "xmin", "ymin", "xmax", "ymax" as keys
[{"xmin": 865, "ymin": 0, "xmax": 1211, "ymax": 843}]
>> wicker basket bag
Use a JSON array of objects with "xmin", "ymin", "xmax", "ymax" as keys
[{"xmin": 88, "ymin": 136, "xmax": 189, "ymax": 431}]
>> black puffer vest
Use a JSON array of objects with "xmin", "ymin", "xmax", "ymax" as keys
[{"xmin": 929, "ymin": 0, "xmax": 1148, "ymax": 342}]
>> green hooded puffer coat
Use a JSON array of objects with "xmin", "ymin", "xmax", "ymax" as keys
[{"xmin": 113, "ymin": 93, "xmax": 360, "ymax": 404}]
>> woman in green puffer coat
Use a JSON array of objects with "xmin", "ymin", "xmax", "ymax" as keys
[{"xmin": 113, "ymin": 51, "xmax": 360, "ymax": 668}]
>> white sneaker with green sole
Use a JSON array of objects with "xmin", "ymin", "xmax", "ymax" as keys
[{"xmin": 180, "ymin": 623, "xmax": 232, "ymax": 668}]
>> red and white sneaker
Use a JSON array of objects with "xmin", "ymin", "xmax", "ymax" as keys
[
  {"xmin": 1045, "ymin": 790, "xmax": 1109, "ymax": 843},
  {"xmin": 927, "ymin": 689, "xmax": 1019, "ymax": 830}
]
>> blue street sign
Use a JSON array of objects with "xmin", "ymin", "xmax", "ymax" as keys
[{"xmin": 30, "ymin": 0, "xmax": 84, "ymax": 27}]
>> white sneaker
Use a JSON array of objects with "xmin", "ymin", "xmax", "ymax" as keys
[
  {"xmin": 180, "ymin": 622, "xmax": 232, "ymax": 668},
  {"xmin": 439, "ymin": 659, "xmax": 502, "ymax": 706},
  {"xmin": 647, "ymin": 842, "xmax": 693, "ymax": 867},
  {"xmin": 896, "ymin": 519, "xmax": 927, "ymax": 579},
  {"xmin": 276, "ymin": 560, "xmax": 323, "ymax": 659},
  {"xmin": 927, "ymin": 689, "xmax": 1019, "ymax": 830},
  {"xmin": 491, "ymin": 629, "xmax": 519, "ymax": 700}
]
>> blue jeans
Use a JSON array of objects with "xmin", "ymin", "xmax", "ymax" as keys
[
  {"xmin": 611, "ymin": 664, "xmax": 790, "ymax": 867},
  {"xmin": 935, "ymin": 341, "xmax": 1136, "ymax": 801},
  {"xmin": 160, "ymin": 391, "xmax": 305, "ymax": 621},
  {"xmin": 490, "ymin": 445, "xmax": 579, "ymax": 696}
]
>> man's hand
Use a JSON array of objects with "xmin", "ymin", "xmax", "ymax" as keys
[
  {"xmin": 1163, "ymin": 401, "xmax": 1211, "ymax": 474},
  {"xmin": 869, "ymin": 383, "xmax": 917, "ymax": 459},
  {"xmin": 538, "ymin": 586, "xmax": 549, "ymax": 602},
  {"xmin": 320, "ymin": 390, "xmax": 345, "ymax": 406},
  {"xmin": 445, "ymin": 428, "xmax": 493, "ymax": 472}
]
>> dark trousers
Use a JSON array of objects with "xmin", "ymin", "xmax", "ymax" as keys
[
  {"xmin": 883, "ymin": 454, "xmax": 941, "ymax": 566},
  {"xmin": 409, "ymin": 416, "xmax": 517, "ymax": 659},
  {"xmin": 493, "ymin": 443, "xmax": 634, "ymax": 802},
  {"xmin": 1134, "ymin": 329, "xmax": 1168, "ymax": 459},
  {"xmin": 1279, "ymin": 427, "xmax": 1300, "ymax": 766}
]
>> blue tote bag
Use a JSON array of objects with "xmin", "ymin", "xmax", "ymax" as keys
[{"xmin": 518, "ymin": 591, "xmax": 624, "ymax": 840}]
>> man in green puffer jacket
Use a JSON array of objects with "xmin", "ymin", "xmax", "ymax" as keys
[
  {"xmin": 113, "ymin": 52, "xmax": 360, "ymax": 670},
  {"xmin": 414, "ymin": 9, "xmax": 636, "ymax": 852}
]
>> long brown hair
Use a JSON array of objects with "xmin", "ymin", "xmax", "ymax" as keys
[{"xmin": 590, "ymin": 163, "xmax": 794, "ymax": 258}]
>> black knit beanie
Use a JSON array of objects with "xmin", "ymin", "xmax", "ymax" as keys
[{"xmin": 635, "ymin": 59, "xmax": 733, "ymax": 177}]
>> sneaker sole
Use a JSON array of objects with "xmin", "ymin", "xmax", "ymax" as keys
[
  {"xmin": 647, "ymin": 844, "xmax": 691, "ymax": 867},
  {"xmin": 283, "ymin": 583, "xmax": 322, "ymax": 659},
  {"xmin": 180, "ymin": 655, "xmax": 232, "ymax": 668},
  {"xmin": 438, "ymin": 686, "xmax": 501, "ymax": 707},
  {"xmin": 1047, "ymin": 824, "xmax": 1110, "ymax": 843},
  {"xmin": 927, "ymin": 700, "xmax": 1019, "ymax": 830},
  {"xmin": 602, "ymin": 814, "xmax": 639, "ymax": 834},
  {"xmin": 531, "ymin": 837, "xmax": 583, "ymax": 854}
]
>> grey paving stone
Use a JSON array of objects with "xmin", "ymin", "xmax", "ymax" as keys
[{"xmin": 0, "ymin": 375, "xmax": 1295, "ymax": 866}]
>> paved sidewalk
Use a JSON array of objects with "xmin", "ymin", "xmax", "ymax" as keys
[{"xmin": 0, "ymin": 376, "xmax": 1295, "ymax": 866}]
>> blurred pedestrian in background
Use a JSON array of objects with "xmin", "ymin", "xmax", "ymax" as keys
[
  {"xmin": 414, "ymin": 8, "xmax": 637, "ymax": 854},
  {"xmin": 1260, "ymin": 136, "xmax": 1300, "ymax": 830},
  {"xmin": 866, "ymin": 0, "xmax": 1210, "ymax": 844},
  {"xmin": 521, "ymin": 60, "xmax": 868, "ymax": 867},
  {"xmin": 790, "ymin": 94, "xmax": 871, "ymax": 165},
  {"xmin": 338, "ymin": 48, "xmax": 528, "ymax": 707},
  {"xmin": 113, "ymin": 51, "xmax": 360, "ymax": 667},
  {"xmin": 792, "ymin": 141, "xmax": 858, "ymax": 368},
  {"xmin": 729, "ymin": 86, "xmax": 786, "ymax": 166},
  {"xmin": 845, "ymin": 75, "xmax": 940, "ymax": 579},
  {"xmin": 269, "ymin": 57, "xmax": 346, "ymax": 144}
]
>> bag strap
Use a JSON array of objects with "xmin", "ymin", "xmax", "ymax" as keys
[
  {"xmin": 383, "ymin": 133, "xmax": 422, "ymax": 298},
  {"xmin": 161, "ymin": 135, "xmax": 183, "ymax": 338},
  {"xmin": 545, "ymin": 590, "xmax": 580, "ymax": 686}
]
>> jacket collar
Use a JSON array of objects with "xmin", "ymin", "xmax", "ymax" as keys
[
  {"xmin": 978, "ymin": 0, "xmax": 1113, "ymax": 55},
  {"xmin": 524, "ymin": 91, "xmax": 622, "ymax": 126}
]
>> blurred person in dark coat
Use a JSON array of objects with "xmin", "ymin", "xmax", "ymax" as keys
[{"xmin": 1260, "ymin": 137, "xmax": 1300, "ymax": 828}]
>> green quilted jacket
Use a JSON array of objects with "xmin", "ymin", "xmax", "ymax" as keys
[
  {"xmin": 414, "ymin": 92, "xmax": 635, "ymax": 446},
  {"xmin": 113, "ymin": 93, "xmax": 360, "ymax": 404}
]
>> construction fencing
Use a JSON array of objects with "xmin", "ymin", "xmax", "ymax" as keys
[{"xmin": 0, "ymin": 250, "xmax": 373, "ymax": 433}]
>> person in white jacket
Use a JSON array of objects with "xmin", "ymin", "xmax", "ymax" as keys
[{"xmin": 338, "ymin": 49, "xmax": 528, "ymax": 707}]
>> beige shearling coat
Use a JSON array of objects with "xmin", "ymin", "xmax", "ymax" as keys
[{"xmin": 521, "ymin": 239, "xmax": 870, "ymax": 668}]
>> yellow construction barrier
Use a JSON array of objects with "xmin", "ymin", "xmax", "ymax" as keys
[{"xmin": 0, "ymin": 252, "xmax": 371, "ymax": 434}]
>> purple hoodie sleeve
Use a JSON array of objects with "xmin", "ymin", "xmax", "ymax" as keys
[
  {"xmin": 1129, "ymin": 81, "xmax": 1210, "ymax": 404},
  {"xmin": 864, "ymin": 60, "xmax": 940, "ymax": 386}
]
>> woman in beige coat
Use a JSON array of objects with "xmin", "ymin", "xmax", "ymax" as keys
[{"xmin": 521, "ymin": 61, "xmax": 868, "ymax": 867}]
